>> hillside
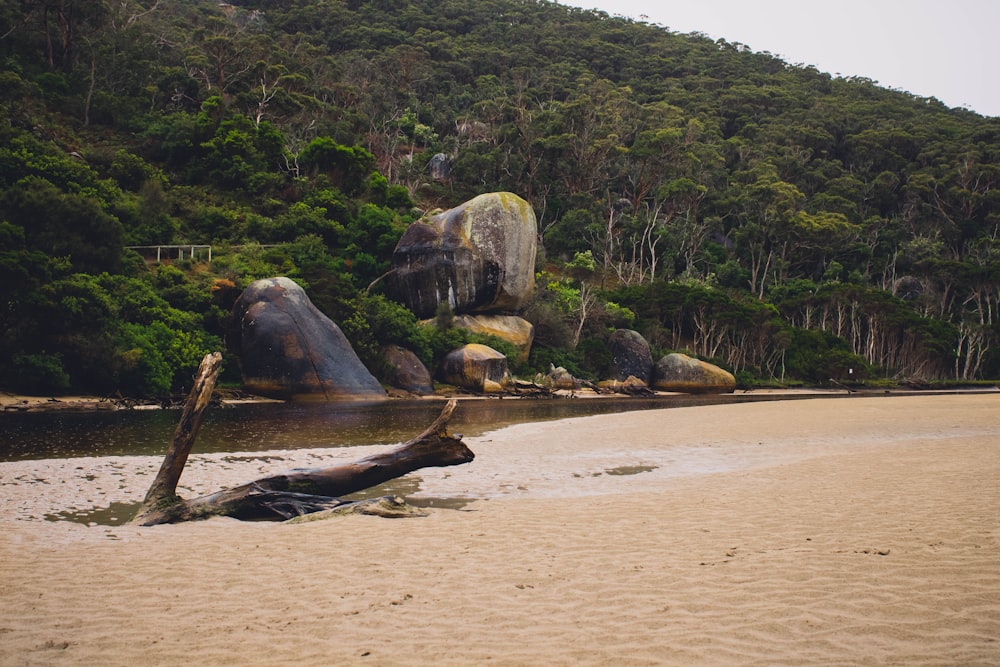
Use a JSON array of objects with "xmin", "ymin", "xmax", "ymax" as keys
[{"xmin": 1, "ymin": 0, "xmax": 997, "ymax": 395}]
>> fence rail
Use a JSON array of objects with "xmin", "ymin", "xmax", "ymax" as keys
[{"xmin": 125, "ymin": 245, "xmax": 212, "ymax": 263}]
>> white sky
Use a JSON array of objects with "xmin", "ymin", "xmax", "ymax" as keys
[{"xmin": 567, "ymin": 0, "xmax": 1000, "ymax": 117}]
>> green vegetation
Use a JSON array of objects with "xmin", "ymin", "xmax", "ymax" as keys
[{"xmin": 1, "ymin": 0, "xmax": 997, "ymax": 396}]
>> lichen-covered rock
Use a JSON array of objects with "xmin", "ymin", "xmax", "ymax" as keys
[
  {"xmin": 452, "ymin": 314, "xmax": 534, "ymax": 365},
  {"xmin": 607, "ymin": 329, "xmax": 652, "ymax": 383},
  {"xmin": 481, "ymin": 378, "xmax": 505, "ymax": 393},
  {"xmin": 597, "ymin": 375, "xmax": 649, "ymax": 393},
  {"xmin": 230, "ymin": 277, "xmax": 386, "ymax": 400},
  {"xmin": 651, "ymin": 353, "xmax": 736, "ymax": 394},
  {"xmin": 384, "ymin": 192, "xmax": 537, "ymax": 318},
  {"xmin": 438, "ymin": 343, "xmax": 509, "ymax": 392}
]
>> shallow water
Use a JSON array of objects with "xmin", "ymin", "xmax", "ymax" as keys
[
  {"xmin": 0, "ymin": 393, "xmax": 804, "ymax": 462},
  {"xmin": 7, "ymin": 391, "xmax": 986, "ymax": 527}
]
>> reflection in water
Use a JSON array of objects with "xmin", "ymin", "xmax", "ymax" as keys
[
  {"xmin": 45, "ymin": 501, "xmax": 139, "ymax": 527},
  {"xmin": 2, "ymin": 394, "xmax": 806, "ymax": 462},
  {"xmin": 50, "ymin": 485, "xmax": 474, "ymax": 527},
  {"xmin": 602, "ymin": 465, "xmax": 658, "ymax": 476},
  {"xmin": 341, "ymin": 476, "xmax": 475, "ymax": 511}
]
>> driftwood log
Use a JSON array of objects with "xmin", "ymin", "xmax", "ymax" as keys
[{"xmin": 131, "ymin": 353, "xmax": 475, "ymax": 526}]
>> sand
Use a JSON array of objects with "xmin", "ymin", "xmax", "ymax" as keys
[{"xmin": 1, "ymin": 393, "xmax": 998, "ymax": 666}]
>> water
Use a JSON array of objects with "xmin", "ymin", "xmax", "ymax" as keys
[{"xmin": 0, "ymin": 394, "xmax": 804, "ymax": 462}]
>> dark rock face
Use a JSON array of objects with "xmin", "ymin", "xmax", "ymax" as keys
[
  {"xmin": 230, "ymin": 277, "xmax": 386, "ymax": 400},
  {"xmin": 651, "ymin": 353, "xmax": 736, "ymax": 394},
  {"xmin": 438, "ymin": 344, "xmax": 509, "ymax": 392},
  {"xmin": 893, "ymin": 275, "xmax": 925, "ymax": 301},
  {"xmin": 607, "ymin": 329, "xmax": 653, "ymax": 383},
  {"xmin": 428, "ymin": 153, "xmax": 451, "ymax": 181},
  {"xmin": 384, "ymin": 192, "xmax": 537, "ymax": 319},
  {"xmin": 382, "ymin": 344, "xmax": 434, "ymax": 395}
]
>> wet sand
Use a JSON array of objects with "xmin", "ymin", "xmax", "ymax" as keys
[{"xmin": 1, "ymin": 394, "xmax": 998, "ymax": 665}]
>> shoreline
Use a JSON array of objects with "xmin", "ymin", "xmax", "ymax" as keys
[
  {"xmin": 0, "ymin": 388, "xmax": 286, "ymax": 413},
  {"xmin": 3, "ymin": 384, "xmax": 997, "ymax": 414}
]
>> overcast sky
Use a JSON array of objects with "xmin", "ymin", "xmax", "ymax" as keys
[{"xmin": 566, "ymin": 0, "xmax": 999, "ymax": 117}]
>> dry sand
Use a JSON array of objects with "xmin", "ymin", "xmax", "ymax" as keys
[{"xmin": 1, "ymin": 393, "xmax": 998, "ymax": 666}]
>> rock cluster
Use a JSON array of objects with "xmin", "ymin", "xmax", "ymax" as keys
[
  {"xmin": 228, "ymin": 199, "xmax": 736, "ymax": 399},
  {"xmin": 384, "ymin": 192, "xmax": 537, "ymax": 392},
  {"xmin": 452, "ymin": 314, "xmax": 535, "ymax": 365}
]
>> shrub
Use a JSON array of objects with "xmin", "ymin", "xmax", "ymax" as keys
[{"xmin": 9, "ymin": 352, "xmax": 71, "ymax": 394}]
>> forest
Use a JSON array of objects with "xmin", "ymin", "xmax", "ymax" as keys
[{"xmin": 1, "ymin": 0, "xmax": 998, "ymax": 397}]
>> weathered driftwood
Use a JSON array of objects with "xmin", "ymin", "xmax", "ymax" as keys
[
  {"xmin": 131, "ymin": 353, "xmax": 475, "ymax": 526},
  {"xmin": 141, "ymin": 351, "xmax": 223, "ymax": 507}
]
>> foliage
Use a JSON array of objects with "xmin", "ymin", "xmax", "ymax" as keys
[{"xmin": 0, "ymin": 0, "xmax": 998, "ymax": 395}]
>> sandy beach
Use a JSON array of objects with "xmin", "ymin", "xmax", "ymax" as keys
[{"xmin": 1, "ymin": 393, "xmax": 998, "ymax": 666}]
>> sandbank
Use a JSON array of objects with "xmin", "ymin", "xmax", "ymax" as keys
[{"xmin": 1, "ymin": 394, "xmax": 998, "ymax": 665}]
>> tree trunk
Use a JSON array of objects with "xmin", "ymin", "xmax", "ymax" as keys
[{"xmin": 132, "ymin": 355, "xmax": 474, "ymax": 526}]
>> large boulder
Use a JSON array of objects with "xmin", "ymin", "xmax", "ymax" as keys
[
  {"xmin": 382, "ymin": 344, "xmax": 434, "ymax": 395},
  {"xmin": 438, "ymin": 343, "xmax": 509, "ymax": 392},
  {"xmin": 452, "ymin": 314, "xmax": 535, "ymax": 365},
  {"xmin": 230, "ymin": 277, "xmax": 386, "ymax": 400},
  {"xmin": 384, "ymin": 192, "xmax": 537, "ymax": 318},
  {"xmin": 428, "ymin": 153, "xmax": 451, "ymax": 182},
  {"xmin": 651, "ymin": 353, "xmax": 736, "ymax": 394},
  {"xmin": 606, "ymin": 329, "xmax": 652, "ymax": 384}
]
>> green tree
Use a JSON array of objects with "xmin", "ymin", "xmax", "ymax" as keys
[{"xmin": 0, "ymin": 177, "xmax": 124, "ymax": 274}]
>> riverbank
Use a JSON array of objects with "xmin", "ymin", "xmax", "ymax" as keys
[
  {"xmin": 3, "ymin": 383, "xmax": 996, "ymax": 414},
  {"xmin": 0, "ymin": 388, "xmax": 285, "ymax": 413},
  {"xmin": 1, "ymin": 394, "xmax": 997, "ymax": 665}
]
